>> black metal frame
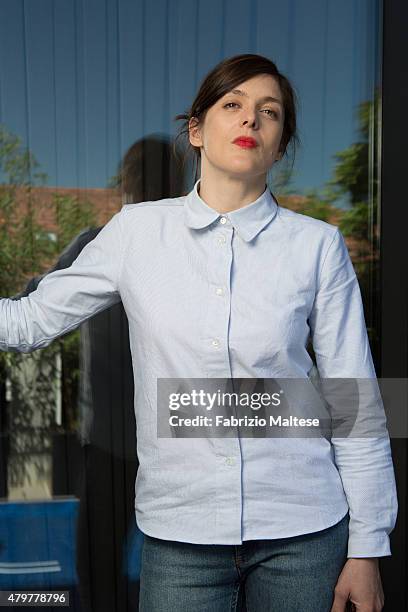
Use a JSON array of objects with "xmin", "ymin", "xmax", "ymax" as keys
[{"xmin": 379, "ymin": 0, "xmax": 408, "ymax": 608}]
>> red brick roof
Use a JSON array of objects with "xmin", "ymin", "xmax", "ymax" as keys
[
  {"xmin": 10, "ymin": 185, "xmax": 122, "ymax": 231},
  {"xmin": 6, "ymin": 185, "xmax": 376, "ymax": 265}
]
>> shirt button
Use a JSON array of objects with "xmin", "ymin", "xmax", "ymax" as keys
[
  {"xmin": 225, "ymin": 457, "xmax": 236, "ymax": 466},
  {"xmin": 215, "ymin": 287, "xmax": 224, "ymax": 296},
  {"xmin": 219, "ymin": 216, "xmax": 227, "ymax": 225},
  {"xmin": 211, "ymin": 338, "xmax": 220, "ymax": 348},
  {"xmin": 217, "ymin": 235, "xmax": 226, "ymax": 245}
]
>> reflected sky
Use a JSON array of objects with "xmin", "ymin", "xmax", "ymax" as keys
[{"xmin": 0, "ymin": 0, "xmax": 381, "ymax": 206}]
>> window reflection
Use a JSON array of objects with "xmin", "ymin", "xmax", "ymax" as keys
[{"xmin": 0, "ymin": 1, "xmax": 383, "ymax": 610}]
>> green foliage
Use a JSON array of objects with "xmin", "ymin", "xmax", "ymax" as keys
[
  {"xmin": 0, "ymin": 194, "xmax": 54, "ymax": 300},
  {"xmin": 0, "ymin": 124, "xmax": 97, "ymax": 432},
  {"xmin": 339, "ymin": 201, "xmax": 376, "ymax": 240},
  {"xmin": 301, "ymin": 199, "xmax": 333, "ymax": 222},
  {"xmin": 296, "ymin": 189, "xmax": 336, "ymax": 222},
  {"xmin": 326, "ymin": 91, "xmax": 381, "ymax": 364},
  {"xmin": 270, "ymin": 165, "xmax": 299, "ymax": 195},
  {"xmin": 325, "ymin": 88, "xmax": 380, "ymax": 210},
  {"xmin": 0, "ymin": 125, "xmax": 47, "ymax": 186},
  {"xmin": 326, "ymin": 142, "xmax": 369, "ymax": 205},
  {"xmin": 0, "ymin": 124, "xmax": 97, "ymax": 297},
  {"xmin": 52, "ymin": 193, "xmax": 96, "ymax": 254},
  {"xmin": 325, "ymin": 92, "xmax": 380, "ymax": 244},
  {"xmin": 59, "ymin": 329, "xmax": 81, "ymax": 431}
]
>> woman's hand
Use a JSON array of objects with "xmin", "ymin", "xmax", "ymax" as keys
[{"xmin": 330, "ymin": 558, "xmax": 384, "ymax": 611}]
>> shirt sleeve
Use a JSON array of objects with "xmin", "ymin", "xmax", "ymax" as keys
[
  {"xmin": 308, "ymin": 227, "xmax": 398, "ymax": 558},
  {"xmin": 0, "ymin": 211, "xmax": 123, "ymax": 353},
  {"xmin": 12, "ymin": 227, "xmax": 103, "ymax": 300}
]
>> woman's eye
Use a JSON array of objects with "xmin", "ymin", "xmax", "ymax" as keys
[
  {"xmin": 223, "ymin": 103, "xmax": 278, "ymax": 118},
  {"xmin": 263, "ymin": 109, "xmax": 279, "ymax": 118}
]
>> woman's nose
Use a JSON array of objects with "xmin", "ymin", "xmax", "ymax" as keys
[{"xmin": 241, "ymin": 113, "xmax": 257, "ymax": 128}]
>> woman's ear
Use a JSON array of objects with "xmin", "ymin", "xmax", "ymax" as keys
[{"xmin": 189, "ymin": 117, "xmax": 202, "ymax": 148}]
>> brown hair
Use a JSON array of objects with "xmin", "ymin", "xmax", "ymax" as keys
[
  {"xmin": 112, "ymin": 136, "xmax": 184, "ymax": 202},
  {"xmin": 173, "ymin": 53, "xmax": 300, "ymax": 186}
]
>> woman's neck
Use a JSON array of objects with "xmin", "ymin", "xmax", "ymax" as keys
[{"xmin": 197, "ymin": 175, "xmax": 267, "ymax": 214}]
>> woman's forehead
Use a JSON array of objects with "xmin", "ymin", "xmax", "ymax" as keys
[{"xmin": 222, "ymin": 76, "xmax": 282, "ymax": 101}]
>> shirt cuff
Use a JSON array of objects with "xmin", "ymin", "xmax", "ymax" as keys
[{"xmin": 347, "ymin": 534, "xmax": 391, "ymax": 558}]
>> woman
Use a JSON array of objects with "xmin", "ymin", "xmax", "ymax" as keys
[{"xmin": 0, "ymin": 54, "xmax": 397, "ymax": 611}]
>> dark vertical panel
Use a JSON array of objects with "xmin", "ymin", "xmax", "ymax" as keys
[
  {"xmin": 143, "ymin": 0, "xmax": 168, "ymax": 192},
  {"xmin": 167, "ymin": 0, "xmax": 183, "ymax": 140},
  {"xmin": 84, "ymin": 311, "xmax": 116, "ymax": 612},
  {"xmin": 222, "ymin": 0, "xmax": 253, "ymax": 55},
  {"xmin": 24, "ymin": 0, "xmax": 56, "ymax": 182},
  {"xmin": 83, "ymin": 0, "xmax": 108, "ymax": 187},
  {"xmin": 50, "ymin": 1, "xmax": 58, "ymax": 185},
  {"xmin": 175, "ymin": 0, "xmax": 224, "ymax": 189},
  {"xmin": 115, "ymin": 0, "xmax": 122, "ymax": 176},
  {"xmin": 290, "ymin": 0, "xmax": 354, "ymax": 193},
  {"xmin": 162, "ymin": 0, "xmax": 170, "ymax": 132},
  {"xmin": 365, "ymin": 0, "xmax": 382, "ymax": 371},
  {"xmin": 256, "ymin": 1, "xmax": 291, "ymax": 70},
  {"xmin": 21, "ymin": 0, "xmax": 31, "ymax": 183},
  {"xmin": 249, "ymin": 0, "xmax": 258, "ymax": 51},
  {"xmin": 74, "ymin": 0, "xmax": 88, "ymax": 188},
  {"xmin": 106, "ymin": 0, "xmax": 121, "ymax": 185},
  {"xmin": 380, "ymin": 0, "xmax": 408, "ymax": 609},
  {"xmin": 380, "ymin": 10, "xmax": 408, "ymax": 370},
  {"xmin": 0, "ymin": 1, "xmax": 28, "ymax": 139},
  {"xmin": 117, "ymin": 0, "xmax": 144, "ymax": 156},
  {"xmin": 143, "ymin": 0, "xmax": 169, "ymax": 134},
  {"xmin": 109, "ymin": 303, "xmax": 137, "ymax": 611},
  {"xmin": 171, "ymin": 0, "xmax": 201, "ymax": 97},
  {"xmin": 320, "ymin": 0, "xmax": 328, "ymax": 178},
  {"xmin": 54, "ymin": 0, "xmax": 80, "ymax": 187},
  {"xmin": 161, "ymin": 0, "xmax": 170, "ymax": 195}
]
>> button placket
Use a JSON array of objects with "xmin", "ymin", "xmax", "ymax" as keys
[
  {"xmin": 201, "ymin": 225, "xmax": 233, "ymax": 376},
  {"xmin": 204, "ymin": 222, "xmax": 242, "ymax": 540}
]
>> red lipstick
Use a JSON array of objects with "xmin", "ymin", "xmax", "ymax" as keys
[{"xmin": 233, "ymin": 136, "xmax": 258, "ymax": 149}]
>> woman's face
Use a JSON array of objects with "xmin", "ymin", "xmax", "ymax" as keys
[{"xmin": 189, "ymin": 74, "xmax": 285, "ymax": 181}]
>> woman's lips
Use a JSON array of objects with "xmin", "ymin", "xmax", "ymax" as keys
[{"xmin": 233, "ymin": 139, "xmax": 258, "ymax": 149}]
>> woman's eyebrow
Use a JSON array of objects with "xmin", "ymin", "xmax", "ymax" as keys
[{"xmin": 227, "ymin": 89, "xmax": 283, "ymax": 106}]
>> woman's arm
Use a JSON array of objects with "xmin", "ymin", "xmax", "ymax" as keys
[
  {"xmin": 12, "ymin": 226, "xmax": 103, "ymax": 300},
  {"xmin": 308, "ymin": 228, "xmax": 398, "ymax": 559},
  {"xmin": 0, "ymin": 213, "xmax": 123, "ymax": 353}
]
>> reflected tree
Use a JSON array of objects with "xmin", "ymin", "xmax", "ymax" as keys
[
  {"xmin": 0, "ymin": 125, "xmax": 97, "ymax": 494},
  {"xmin": 277, "ymin": 90, "xmax": 381, "ymax": 363}
]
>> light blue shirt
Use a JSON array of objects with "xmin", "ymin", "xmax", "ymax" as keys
[{"xmin": 0, "ymin": 179, "xmax": 398, "ymax": 557}]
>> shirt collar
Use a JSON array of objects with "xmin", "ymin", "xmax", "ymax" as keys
[{"xmin": 183, "ymin": 179, "xmax": 278, "ymax": 242}]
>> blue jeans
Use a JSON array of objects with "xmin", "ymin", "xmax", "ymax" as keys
[{"xmin": 139, "ymin": 512, "xmax": 349, "ymax": 611}]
